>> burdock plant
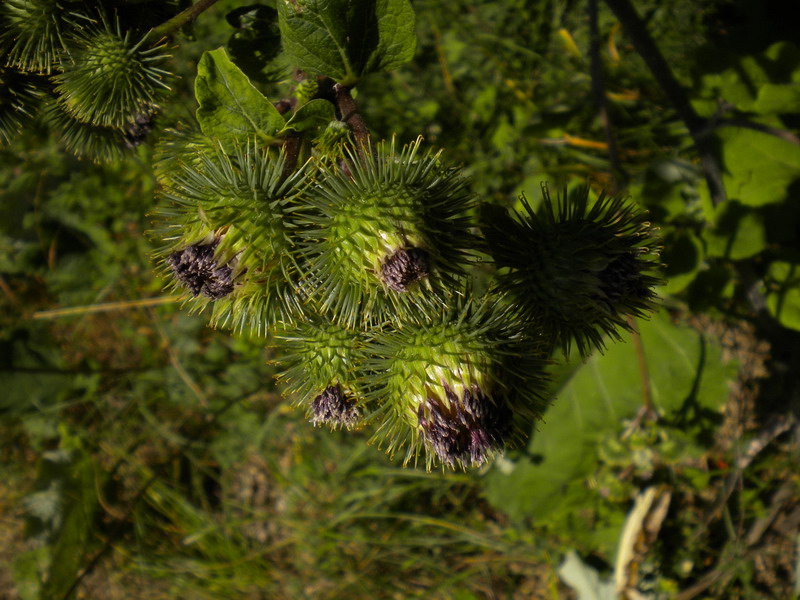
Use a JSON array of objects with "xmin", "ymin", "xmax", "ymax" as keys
[
  {"xmin": 153, "ymin": 143, "xmax": 310, "ymax": 335},
  {"xmin": 8, "ymin": 0, "xmax": 662, "ymax": 470},
  {"xmin": 364, "ymin": 295, "xmax": 550, "ymax": 469},
  {"xmin": 296, "ymin": 137, "xmax": 479, "ymax": 326},
  {"xmin": 53, "ymin": 18, "xmax": 171, "ymax": 129},
  {"xmin": 483, "ymin": 185, "xmax": 661, "ymax": 356},
  {"xmin": 144, "ymin": 0, "xmax": 661, "ymax": 470}
]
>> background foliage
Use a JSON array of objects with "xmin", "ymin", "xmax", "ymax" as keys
[{"xmin": 1, "ymin": 0, "xmax": 799, "ymax": 598}]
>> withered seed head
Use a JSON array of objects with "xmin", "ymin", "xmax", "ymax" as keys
[
  {"xmin": 380, "ymin": 247, "xmax": 430, "ymax": 292},
  {"xmin": 167, "ymin": 241, "xmax": 234, "ymax": 299},
  {"xmin": 311, "ymin": 384, "xmax": 361, "ymax": 429},
  {"xmin": 124, "ymin": 113, "xmax": 154, "ymax": 149},
  {"xmin": 417, "ymin": 383, "xmax": 511, "ymax": 468}
]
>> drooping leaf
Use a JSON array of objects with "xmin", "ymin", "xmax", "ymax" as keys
[
  {"xmin": 483, "ymin": 311, "xmax": 738, "ymax": 523},
  {"xmin": 195, "ymin": 47, "xmax": 285, "ymax": 147},
  {"xmin": 277, "ymin": 0, "xmax": 416, "ymax": 86}
]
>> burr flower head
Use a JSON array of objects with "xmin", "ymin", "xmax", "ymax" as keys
[
  {"xmin": 311, "ymin": 384, "xmax": 361, "ymax": 430},
  {"xmin": 365, "ymin": 295, "xmax": 550, "ymax": 470},
  {"xmin": 167, "ymin": 240, "xmax": 234, "ymax": 300},
  {"xmin": 295, "ymin": 136, "xmax": 478, "ymax": 326},
  {"xmin": 275, "ymin": 319, "xmax": 369, "ymax": 429},
  {"xmin": 483, "ymin": 185, "xmax": 661, "ymax": 356},
  {"xmin": 1, "ymin": 0, "xmax": 75, "ymax": 73},
  {"xmin": 152, "ymin": 142, "xmax": 309, "ymax": 334},
  {"xmin": 53, "ymin": 20, "xmax": 170, "ymax": 128}
]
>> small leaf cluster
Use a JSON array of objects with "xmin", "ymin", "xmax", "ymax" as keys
[
  {"xmin": 152, "ymin": 0, "xmax": 661, "ymax": 470},
  {"xmin": 0, "ymin": 0, "xmax": 177, "ymax": 159}
]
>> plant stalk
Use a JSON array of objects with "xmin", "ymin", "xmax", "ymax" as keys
[
  {"xmin": 147, "ymin": 0, "xmax": 220, "ymax": 42},
  {"xmin": 333, "ymin": 83, "xmax": 371, "ymax": 158}
]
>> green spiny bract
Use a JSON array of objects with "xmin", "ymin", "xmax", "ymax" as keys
[
  {"xmin": 313, "ymin": 120, "xmax": 351, "ymax": 161},
  {"xmin": 295, "ymin": 137, "xmax": 479, "ymax": 326},
  {"xmin": 43, "ymin": 100, "xmax": 130, "ymax": 163},
  {"xmin": 0, "ymin": 0, "xmax": 84, "ymax": 74},
  {"xmin": 154, "ymin": 128, "xmax": 220, "ymax": 186},
  {"xmin": 483, "ymin": 185, "xmax": 661, "ymax": 357},
  {"xmin": 0, "ymin": 66, "xmax": 42, "ymax": 144},
  {"xmin": 153, "ymin": 142, "xmax": 309, "ymax": 336},
  {"xmin": 53, "ymin": 19, "xmax": 170, "ymax": 129},
  {"xmin": 364, "ymin": 294, "xmax": 550, "ymax": 470},
  {"xmin": 275, "ymin": 319, "xmax": 369, "ymax": 430}
]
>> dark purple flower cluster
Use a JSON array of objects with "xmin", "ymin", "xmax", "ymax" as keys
[
  {"xmin": 380, "ymin": 247, "xmax": 430, "ymax": 292},
  {"xmin": 417, "ymin": 383, "xmax": 512, "ymax": 468},
  {"xmin": 167, "ymin": 241, "xmax": 234, "ymax": 299},
  {"xmin": 311, "ymin": 384, "xmax": 361, "ymax": 429},
  {"xmin": 124, "ymin": 113, "xmax": 154, "ymax": 148}
]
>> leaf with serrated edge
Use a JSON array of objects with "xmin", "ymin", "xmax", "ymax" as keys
[
  {"xmin": 195, "ymin": 48, "xmax": 285, "ymax": 147},
  {"xmin": 277, "ymin": 0, "xmax": 415, "ymax": 86}
]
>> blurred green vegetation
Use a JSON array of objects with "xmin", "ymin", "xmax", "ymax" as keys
[{"xmin": 1, "ymin": 0, "xmax": 799, "ymax": 598}]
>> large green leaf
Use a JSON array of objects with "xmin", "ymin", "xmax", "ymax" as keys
[
  {"xmin": 277, "ymin": 0, "xmax": 416, "ymax": 86},
  {"xmin": 484, "ymin": 311, "xmax": 738, "ymax": 523},
  {"xmin": 195, "ymin": 47, "xmax": 285, "ymax": 146},
  {"xmin": 717, "ymin": 126, "xmax": 800, "ymax": 208}
]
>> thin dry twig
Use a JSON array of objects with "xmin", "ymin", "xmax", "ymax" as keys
[
  {"xmin": 32, "ymin": 296, "xmax": 183, "ymax": 319},
  {"xmin": 147, "ymin": 307, "xmax": 209, "ymax": 408}
]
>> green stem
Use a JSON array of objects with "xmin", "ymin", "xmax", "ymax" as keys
[{"xmin": 147, "ymin": 0, "xmax": 220, "ymax": 42}]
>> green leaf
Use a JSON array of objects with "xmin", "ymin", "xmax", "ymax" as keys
[
  {"xmin": 195, "ymin": 47, "xmax": 285, "ymax": 147},
  {"xmin": 705, "ymin": 200, "xmax": 767, "ymax": 260},
  {"xmin": 277, "ymin": 0, "xmax": 416, "ymax": 86},
  {"xmin": 483, "ymin": 311, "xmax": 738, "ymax": 523},
  {"xmin": 764, "ymin": 261, "xmax": 800, "ymax": 331},
  {"xmin": 717, "ymin": 127, "xmax": 800, "ymax": 208},
  {"xmin": 754, "ymin": 83, "xmax": 800, "ymax": 114},
  {"xmin": 280, "ymin": 98, "xmax": 336, "ymax": 135}
]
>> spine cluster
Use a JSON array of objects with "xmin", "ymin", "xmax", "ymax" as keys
[
  {"xmin": 0, "ymin": 0, "xmax": 174, "ymax": 159},
  {"xmin": 3, "ymin": 1, "xmax": 663, "ymax": 470},
  {"xmin": 152, "ymin": 125, "xmax": 660, "ymax": 469}
]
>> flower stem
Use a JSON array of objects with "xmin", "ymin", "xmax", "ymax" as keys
[
  {"xmin": 147, "ymin": 0, "xmax": 220, "ymax": 43},
  {"xmin": 333, "ymin": 83, "xmax": 371, "ymax": 159}
]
